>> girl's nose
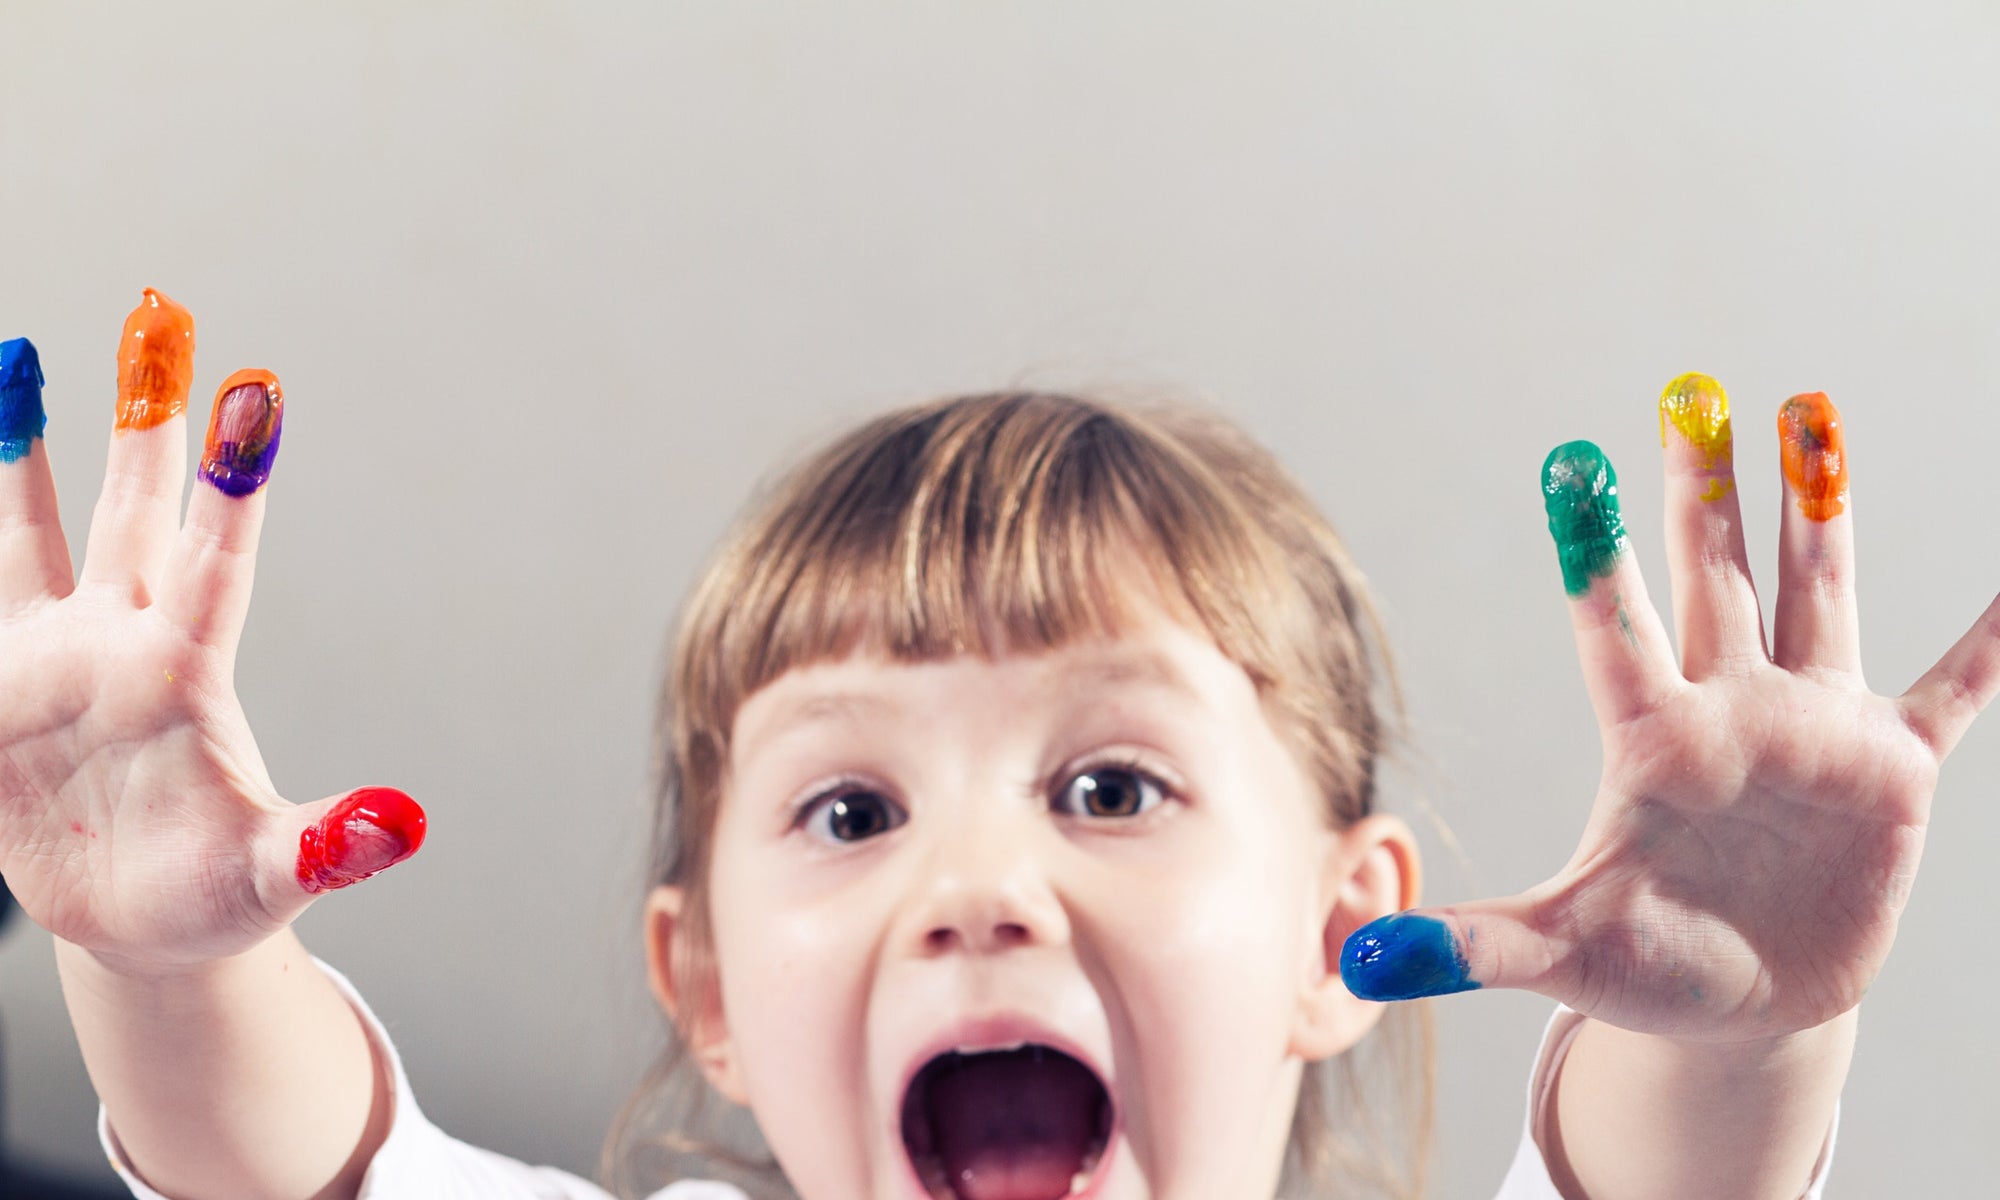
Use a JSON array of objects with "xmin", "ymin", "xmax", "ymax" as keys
[{"xmin": 907, "ymin": 829, "xmax": 1071, "ymax": 958}]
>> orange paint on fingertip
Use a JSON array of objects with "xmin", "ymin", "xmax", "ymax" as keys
[
  {"xmin": 1778, "ymin": 392, "xmax": 1847, "ymax": 521},
  {"xmin": 114, "ymin": 288, "xmax": 195, "ymax": 431}
]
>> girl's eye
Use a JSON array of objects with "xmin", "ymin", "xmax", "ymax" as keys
[
  {"xmin": 1054, "ymin": 765, "xmax": 1166, "ymax": 819},
  {"xmin": 800, "ymin": 789, "xmax": 907, "ymax": 844}
]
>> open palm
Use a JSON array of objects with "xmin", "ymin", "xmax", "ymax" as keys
[
  {"xmin": 0, "ymin": 315, "xmax": 419, "ymax": 974},
  {"xmin": 1345, "ymin": 377, "xmax": 2000, "ymax": 1042}
]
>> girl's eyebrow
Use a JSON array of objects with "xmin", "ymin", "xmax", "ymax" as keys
[
  {"xmin": 743, "ymin": 649, "xmax": 1203, "ymax": 753},
  {"xmin": 1058, "ymin": 649, "xmax": 1199, "ymax": 701},
  {"xmin": 741, "ymin": 690, "xmax": 896, "ymax": 751}
]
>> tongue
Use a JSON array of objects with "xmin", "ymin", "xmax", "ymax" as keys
[{"xmin": 929, "ymin": 1050, "xmax": 1100, "ymax": 1200}]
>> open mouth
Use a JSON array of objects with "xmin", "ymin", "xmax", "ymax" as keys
[{"xmin": 900, "ymin": 1044, "xmax": 1115, "ymax": 1200}]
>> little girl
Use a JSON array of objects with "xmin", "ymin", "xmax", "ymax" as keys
[{"xmin": 3, "ymin": 294, "xmax": 1996, "ymax": 1200}]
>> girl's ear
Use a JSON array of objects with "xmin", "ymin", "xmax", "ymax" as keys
[
  {"xmin": 1290, "ymin": 813, "xmax": 1422, "ymax": 1061},
  {"xmin": 644, "ymin": 885, "xmax": 749, "ymax": 1103}
]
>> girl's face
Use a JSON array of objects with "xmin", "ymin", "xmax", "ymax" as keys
[{"xmin": 652, "ymin": 613, "xmax": 1414, "ymax": 1200}]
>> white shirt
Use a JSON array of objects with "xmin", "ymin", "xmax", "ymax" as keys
[{"xmin": 101, "ymin": 962, "xmax": 1834, "ymax": 1200}]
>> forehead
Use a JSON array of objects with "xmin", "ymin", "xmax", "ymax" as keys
[{"xmin": 728, "ymin": 617, "xmax": 1256, "ymax": 761}]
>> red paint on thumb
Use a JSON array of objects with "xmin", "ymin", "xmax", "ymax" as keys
[{"xmin": 297, "ymin": 787, "xmax": 427, "ymax": 894}]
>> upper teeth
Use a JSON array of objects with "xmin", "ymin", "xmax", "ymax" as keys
[{"xmin": 957, "ymin": 1039, "xmax": 1027, "ymax": 1054}]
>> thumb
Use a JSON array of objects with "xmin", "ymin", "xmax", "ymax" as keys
[
  {"xmin": 277, "ymin": 786, "xmax": 429, "ymax": 902},
  {"xmin": 1340, "ymin": 895, "xmax": 1556, "ymax": 1002}
]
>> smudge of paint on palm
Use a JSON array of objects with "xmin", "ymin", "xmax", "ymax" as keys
[
  {"xmin": 115, "ymin": 289, "xmax": 195, "ymax": 432},
  {"xmin": 1778, "ymin": 392, "xmax": 1847, "ymax": 521},
  {"xmin": 0, "ymin": 337, "xmax": 46, "ymax": 464},
  {"xmin": 297, "ymin": 787, "xmax": 428, "ymax": 894},
  {"xmin": 1658, "ymin": 372, "xmax": 1734, "ymax": 502},
  {"xmin": 1340, "ymin": 913, "xmax": 1480, "ymax": 1000},
  {"xmin": 1543, "ymin": 440, "xmax": 1629, "ymax": 596},
  {"xmin": 200, "ymin": 369, "xmax": 284, "ymax": 496}
]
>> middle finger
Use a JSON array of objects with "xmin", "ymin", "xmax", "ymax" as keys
[
  {"xmin": 1657, "ymin": 372, "xmax": 1767, "ymax": 680},
  {"xmin": 76, "ymin": 289, "xmax": 194, "ymax": 601}
]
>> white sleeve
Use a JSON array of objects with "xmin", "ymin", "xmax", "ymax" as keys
[
  {"xmin": 1492, "ymin": 1006, "xmax": 1837, "ymax": 1199},
  {"xmin": 97, "ymin": 959, "xmax": 749, "ymax": 1200}
]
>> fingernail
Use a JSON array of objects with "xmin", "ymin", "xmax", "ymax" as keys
[
  {"xmin": 297, "ymin": 787, "xmax": 428, "ymax": 894},
  {"xmin": 1778, "ymin": 392, "xmax": 1847, "ymax": 521},
  {"xmin": 1658, "ymin": 373, "xmax": 1734, "ymax": 501},
  {"xmin": 199, "ymin": 369, "xmax": 284, "ymax": 496},
  {"xmin": 0, "ymin": 337, "xmax": 46, "ymax": 464},
  {"xmin": 1341, "ymin": 913, "xmax": 1480, "ymax": 1001},
  {"xmin": 115, "ymin": 288, "xmax": 195, "ymax": 432},
  {"xmin": 1542, "ymin": 440, "xmax": 1628, "ymax": 596}
]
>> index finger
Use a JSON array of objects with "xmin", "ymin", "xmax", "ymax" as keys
[
  {"xmin": 159, "ymin": 369, "xmax": 286, "ymax": 655},
  {"xmin": 1542, "ymin": 440, "xmax": 1682, "ymax": 727}
]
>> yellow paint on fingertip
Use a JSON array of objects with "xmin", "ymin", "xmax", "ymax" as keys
[{"xmin": 1658, "ymin": 372, "xmax": 1734, "ymax": 473}]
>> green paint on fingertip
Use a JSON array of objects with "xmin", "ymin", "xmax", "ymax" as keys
[{"xmin": 1542, "ymin": 440, "xmax": 1628, "ymax": 596}]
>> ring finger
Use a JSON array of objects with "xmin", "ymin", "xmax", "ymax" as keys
[
  {"xmin": 0, "ymin": 337, "xmax": 75, "ymax": 613},
  {"xmin": 1771, "ymin": 392, "xmax": 1861, "ymax": 678}
]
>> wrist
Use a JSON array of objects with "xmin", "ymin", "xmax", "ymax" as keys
[
  {"xmin": 56, "ymin": 929, "xmax": 303, "ymax": 995},
  {"xmin": 1552, "ymin": 1011, "xmax": 1852, "ymax": 1200},
  {"xmin": 1602, "ymin": 1005, "xmax": 1858, "ymax": 1084}
]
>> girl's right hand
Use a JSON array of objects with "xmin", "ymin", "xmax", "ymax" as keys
[{"xmin": 0, "ymin": 298, "xmax": 422, "ymax": 978}]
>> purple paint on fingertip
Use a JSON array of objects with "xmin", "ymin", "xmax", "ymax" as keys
[{"xmin": 199, "ymin": 370, "xmax": 283, "ymax": 496}]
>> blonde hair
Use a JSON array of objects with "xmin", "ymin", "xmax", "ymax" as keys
[{"xmin": 606, "ymin": 392, "xmax": 1432, "ymax": 1199}]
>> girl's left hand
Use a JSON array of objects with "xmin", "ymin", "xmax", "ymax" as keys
[{"xmin": 1341, "ymin": 376, "xmax": 2000, "ymax": 1042}]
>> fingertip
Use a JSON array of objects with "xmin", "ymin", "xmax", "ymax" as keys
[
  {"xmin": 199, "ymin": 369, "xmax": 284, "ymax": 497},
  {"xmin": 296, "ymin": 787, "xmax": 428, "ymax": 895},
  {"xmin": 1659, "ymin": 372, "xmax": 1733, "ymax": 457},
  {"xmin": 0, "ymin": 336, "xmax": 48, "ymax": 463},
  {"xmin": 114, "ymin": 288, "xmax": 196, "ymax": 432},
  {"xmin": 1777, "ymin": 391, "xmax": 1848, "ymax": 522},
  {"xmin": 1542, "ymin": 440, "xmax": 1630, "ymax": 597},
  {"xmin": 1660, "ymin": 373, "xmax": 1738, "ymax": 507},
  {"xmin": 1340, "ymin": 912, "xmax": 1481, "ymax": 1001}
]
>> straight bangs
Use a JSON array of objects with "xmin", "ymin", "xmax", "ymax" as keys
[{"xmin": 671, "ymin": 392, "xmax": 1329, "ymax": 794}]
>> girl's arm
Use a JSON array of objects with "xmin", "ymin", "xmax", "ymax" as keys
[
  {"xmin": 1339, "ymin": 378, "xmax": 2000, "ymax": 1198},
  {"xmin": 56, "ymin": 932, "xmax": 392, "ymax": 1200},
  {"xmin": 1545, "ymin": 1013, "xmax": 1851, "ymax": 1199},
  {"xmin": 0, "ymin": 317, "xmax": 422, "ymax": 1199}
]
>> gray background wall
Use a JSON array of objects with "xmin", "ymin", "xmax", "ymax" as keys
[{"xmin": 2, "ymin": 3, "xmax": 1996, "ymax": 1196}]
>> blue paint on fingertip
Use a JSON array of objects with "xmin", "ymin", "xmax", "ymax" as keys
[
  {"xmin": 0, "ymin": 337, "xmax": 47, "ymax": 464},
  {"xmin": 1340, "ymin": 913, "xmax": 1481, "ymax": 1001}
]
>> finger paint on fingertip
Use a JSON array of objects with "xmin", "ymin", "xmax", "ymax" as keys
[
  {"xmin": 0, "ymin": 337, "xmax": 46, "ymax": 463},
  {"xmin": 1542, "ymin": 440, "xmax": 1628, "ymax": 596},
  {"xmin": 297, "ymin": 787, "xmax": 427, "ymax": 894},
  {"xmin": 1340, "ymin": 913, "xmax": 1480, "ymax": 1001},
  {"xmin": 200, "ymin": 369, "xmax": 283, "ymax": 496},
  {"xmin": 115, "ymin": 288, "xmax": 195, "ymax": 432},
  {"xmin": 1659, "ymin": 372, "xmax": 1734, "ymax": 501},
  {"xmin": 1778, "ymin": 392, "xmax": 1847, "ymax": 521}
]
